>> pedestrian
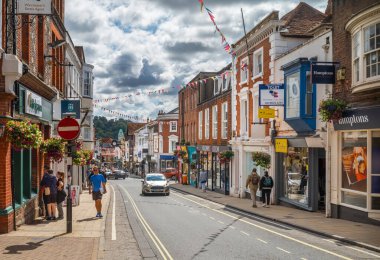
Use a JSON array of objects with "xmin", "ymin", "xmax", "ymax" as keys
[
  {"xmin": 40, "ymin": 165, "xmax": 50, "ymax": 218},
  {"xmin": 86, "ymin": 169, "xmax": 93, "ymax": 194},
  {"xmin": 260, "ymin": 171, "xmax": 274, "ymax": 208},
  {"xmin": 246, "ymin": 168, "xmax": 260, "ymax": 207},
  {"xmin": 199, "ymin": 169, "xmax": 207, "ymax": 192},
  {"xmin": 90, "ymin": 166, "xmax": 107, "ymax": 218},
  {"xmin": 56, "ymin": 171, "xmax": 67, "ymax": 220},
  {"xmin": 40, "ymin": 169, "xmax": 58, "ymax": 220}
]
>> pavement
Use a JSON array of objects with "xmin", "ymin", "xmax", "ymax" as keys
[
  {"xmin": 170, "ymin": 183, "xmax": 380, "ymax": 253},
  {"xmin": 0, "ymin": 186, "xmax": 111, "ymax": 260}
]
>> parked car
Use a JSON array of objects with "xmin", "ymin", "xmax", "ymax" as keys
[
  {"xmin": 161, "ymin": 168, "xmax": 178, "ymax": 180},
  {"xmin": 141, "ymin": 173, "xmax": 170, "ymax": 196},
  {"xmin": 108, "ymin": 170, "xmax": 128, "ymax": 180},
  {"xmin": 104, "ymin": 170, "xmax": 112, "ymax": 178}
]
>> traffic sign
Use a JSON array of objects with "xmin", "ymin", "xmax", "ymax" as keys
[{"xmin": 57, "ymin": 117, "xmax": 80, "ymax": 140}]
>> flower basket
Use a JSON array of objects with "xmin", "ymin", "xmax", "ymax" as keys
[
  {"xmin": 218, "ymin": 150, "xmax": 234, "ymax": 163},
  {"xmin": 73, "ymin": 149, "xmax": 93, "ymax": 166},
  {"xmin": 173, "ymin": 149, "xmax": 179, "ymax": 157},
  {"xmin": 190, "ymin": 161, "xmax": 196, "ymax": 169},
  {"xmin": 318, "ymin": 98, "xmax": 347, "ymax": 122},
  {"xmin": 41, "ymin": 137, "xmax": 66, "ymax": 163},
  {"xmin": 5, "ymin": 120, "xmax": 43, "ymax": 150},
  {"xmin": 252, "ymin": 152, "xmax": 271, "ymax": 169},
  {"xmin": 178, "ymin": 150, "xmax": 187, "ymax": 158}
]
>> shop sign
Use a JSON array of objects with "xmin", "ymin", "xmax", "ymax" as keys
[
  {"xmin": 258, "ymin": 108, "xmax": 275, "ymax": 119},
  {"xmin": 25, "ymin": 90, "xmax": 42, "ymax": 117},
  {"xmin": 17, "ymin": 0, "xmax": 52, "ymax": 15},
  {"xmin": 259, "ymin": 84, "xmax": 284, "ymax": 106},
  {"xmin": 333, "ymin": 107, "xmax": 380, "ymax": 131},
  {"xmin": 311, "ymin": 64, "xmax": 336, "ymax": 84},
  {"xmin": 275, "ymin": 139, "xmax": 288, "ymax": 153},
  {"xmin": 61, "ymin": 100, "xmax": 81, "ymax": 119}
]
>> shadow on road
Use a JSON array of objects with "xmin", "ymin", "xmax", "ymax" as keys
[{"xmin": 77, "ymin": 217, "xmax": 100, "ymax": 222}]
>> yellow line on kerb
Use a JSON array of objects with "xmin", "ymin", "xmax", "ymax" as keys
[
  {"xmin": 172, "ymin": 191, "xmax": 353, "ymax": 260},
  {"xmin": 119, "ymin": 186, "xmax": 173, "ymax": 260}
]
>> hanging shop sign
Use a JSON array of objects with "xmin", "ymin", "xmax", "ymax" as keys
[
  {"xmin": 17, "ymin": 0, "xmax": 52, "ymax": 15},
  {"xmin": 275, "ymin": 138, "xmax": 288, "ymax": 153},
  {"xmin": 25, "ymin": 90, "xmax": 43, "ymax": 117},
  {"xmin": 311, "ymin": 64, "xmax": 336, "ymax": 84},
  {"xmin": 259, "ymin": 84, "xmax": 284, "ymax": 106},
  {"xmin": 258, "ymin": 108, "xmax": 275, "ymax": 119},
  {"xmin": 61, "ymin": 100, "xmax": 81, "ymax": 119},
  {"xmin": 333, "ymin": 107, "xmax": 380, "ymax": 131}
]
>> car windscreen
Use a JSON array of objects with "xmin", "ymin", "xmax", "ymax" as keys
[{"xmin": 147, "ymin": 175, "xmax": 166, "ymax": 181}]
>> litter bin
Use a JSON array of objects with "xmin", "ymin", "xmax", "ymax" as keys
[{"xmin": 182, "ymin": 174, "xmax": 188, "ymax": 185}]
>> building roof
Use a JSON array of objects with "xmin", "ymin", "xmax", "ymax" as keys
[
  {"xmin": 280, "ymin": 2, "xmax": 327, "ymax": 38},
  {"xmin": 75, "ymin": 46, "xmax": 85, "ymax": 64},
  {"xmin": 126, "ymin": 122, "xmax": 147, "ymax": 136}
]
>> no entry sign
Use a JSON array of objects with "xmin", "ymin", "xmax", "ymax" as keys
[{"xmin": 57, "ymin": 117, "xmax": 80, "ymax": 140}]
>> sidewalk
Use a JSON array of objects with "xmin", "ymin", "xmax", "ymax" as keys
[
  {"xmin": 0, "ymin": 186, "xmax": 111, "ymax": 260},
  {"xmin": 171, "ymin": 183, "xmax": 380, "ymax": 253}
]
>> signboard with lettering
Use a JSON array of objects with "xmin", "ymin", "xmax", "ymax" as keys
[
  {"xmin": 25, "ymin": 90, "xmax": 42, "ymax": 117},
  {"xmin": 17, "ymin": 0, "xmax": 52, "ymax": 15},
  {"xmin": 312, "ymin": 65, "xmax": 336, "ymax": 84},
  {"xmin": 275, "ymin": 139, "xmax": 288, "ymax": 153},
  {"xmin": 333, "ymin": 107, "xmax": 380, "ymax": 131},
  {"xmin": 258, "ymin": 108, "xmax": 275, "ymax": 119},
  {"xmin": 61, "ymin": 100, "xmax": 81, "ymax": 119},
  {"xmin": 259, "ymin": 84, "xmax": 284, "ymax": 106}
]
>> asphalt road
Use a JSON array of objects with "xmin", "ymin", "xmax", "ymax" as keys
[{"xmin": 109, "ymin": 178, "xmax": 380, "ymax": 260}]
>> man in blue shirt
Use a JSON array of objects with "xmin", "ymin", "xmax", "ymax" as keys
[{"xmin": 90, "ymin": 166, "xmax": 107, "ymax": 218}]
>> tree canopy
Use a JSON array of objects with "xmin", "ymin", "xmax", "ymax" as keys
[{"xmin": 93, "ymin": 116, "xmax": 129, "ymax": 139}]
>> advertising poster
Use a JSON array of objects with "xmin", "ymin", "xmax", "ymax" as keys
[{"xmin": 342, "ymin": 146, "xmax": 367, "ymax": 192}]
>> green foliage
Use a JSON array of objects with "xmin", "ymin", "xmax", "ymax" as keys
[
  {"xmin": 41, "ymin": 137, "xmax": 66, "ymax": 163},
  {"xmin": 5, "ymin": 120, "xmax": 43, "ymax": 150},
  {"xmin": 252, "ymin": 152, "xmax": 271, "ymax": 169},
  {"xmin": 318, "ymin": 98, "xmax": 347, "ymax": 122},
  {"xmin": 93, "ymin": 116, "xmax": 130, "ymax": 139}
]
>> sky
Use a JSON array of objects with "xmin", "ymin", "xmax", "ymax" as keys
[{"xmin": 65, "ymin": 0, "xmax": 327, "ymax": 121}]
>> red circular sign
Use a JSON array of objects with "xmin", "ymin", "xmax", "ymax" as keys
[{"xmin": 57, "ymin": 117, "xmax": 80, "ymax": 140}]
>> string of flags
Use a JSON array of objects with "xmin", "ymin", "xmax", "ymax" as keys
[
  {"xmin": 199, "ymin": 0, "xmax": 235, "ymax": 56},
  {"xmin": 93, "ymin": 70, "xmax": 232, "ymax": 104},
  {"xmin": 93, "ymin": 103, "xmax": 146, "ymax": 122}
]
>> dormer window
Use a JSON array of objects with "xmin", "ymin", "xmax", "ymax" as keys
[{"xmin": 222, "ymin": 73, "xmax": 231, "ymax": 91}]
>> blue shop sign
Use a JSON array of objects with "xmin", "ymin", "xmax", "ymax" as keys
[
  {"xmin": 61, "ymin": 100, "xmax": 81, "ymax": 119},
  {"xmin": 311, "ymin": 64, "xmax": 336, "ymax": 84}
]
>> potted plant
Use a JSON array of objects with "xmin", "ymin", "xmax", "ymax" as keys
[
  {"xmin": 318, "ymin": 98, "xmax": 347, "ymax": 122},
  {"xmin": 178, "ymin": 150, "xmax": 187, "ymax": 158},
  {"xmin": 41, "ymin": 137, "xmax": 66, "ymax": 163},
  {"xmin": 190, "ymin": 161, "xmax": 196, "ymax": 169},
  {"xmin": 252, "ymin": 152, "xmax": 271, "ymax": 169},
  {"xmin": 73, "ymin": 149, "xmax": 92, "ymax": 166},
  {"xmin": 5, "ymin": 120, "xmax": 43, "ymax": 150},
  {"xmin": 218, "ymin": 150, "xmax": 234, "ymax": 163}
]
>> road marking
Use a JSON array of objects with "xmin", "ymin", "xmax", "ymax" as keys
[
  {"xmin": 300, "ymin": 258, "xmax": 308, "ymax": 260},
  {"xmin": 229, "ymin": 226, "xmax": 236, "ymax": 230},
  {"xmin": 218, "ymin": 221, "xmax": 224, "ymax": 224},
  {"xmin": 110, "ymin": 184, "xmax": 116, "ymax": 241},
  {"xmin": 256, "ymin": 238, "xmax": 267, "ymax": 244},
  {"xmin": 345, "ymin": 246, "xmax": 380, "ymax": 258},
  {"xmin": 276, "ymin": 247, "xmax": 291, "ymax": 254},
  {"xmin": 119, "ymin": 186, "xmax": 173, "ymax": 260},
  {"xmin": 323, "ymin": 239, "xmax": 335, "ymax": 244},
  {"xmin": 332, "ymin": 235, "xmax": 345, "ymax": 239},
  {"xmin": 240, "ymin": 231, "xmax": 250, "ymax": 236},
  {"xmin": 209, "ymin": 217, "xmax": 215, "ymax": 220},
  {"xmin": 172, "ymin": 191, "xmax": 353, "ymax": 260}
]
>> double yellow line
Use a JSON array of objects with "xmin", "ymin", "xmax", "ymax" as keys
[{"xmin": 119, "ymin": 185, "xmax": 173, "ymax": 260}]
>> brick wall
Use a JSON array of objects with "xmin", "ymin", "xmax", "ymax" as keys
[
  {"xmin": 332, "ymin": 0, "xmax": 380, "ymax": 106},
  {"xmin": 158, "ymin": 119, "xmax": 179, "ymax": 153},
  {"xmin": 178, "ymin": 87, "xmax": 198, "ymax": 145}
]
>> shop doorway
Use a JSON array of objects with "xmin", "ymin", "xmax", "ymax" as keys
[{"xmin": 318, "ymin": 157, "xmax": 326, "ymax": 211}]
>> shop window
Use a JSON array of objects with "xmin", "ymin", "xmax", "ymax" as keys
[
  {"xmin": 341, "ymin": 131, "xmax": 367, "ymax": 193},
  {"xmin": 283, "ymin": 147, "xmax": 309, "ymax": 204},
  {"xmin": 286, "ymin": 71, "xmax": 300, "ymax": 118},
  {"xmin": 341, "ymin": 190, "xmax": 367, "ymax": 208},
  {"xmin": 372, "ymin": 197, "xmax": 380, "ymax": 210}
]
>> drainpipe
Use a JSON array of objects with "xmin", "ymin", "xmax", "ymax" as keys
[{"xmin": 325, "ymin": 123, "xmax": 331, "ymax": 217}]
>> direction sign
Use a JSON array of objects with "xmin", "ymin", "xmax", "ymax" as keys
[{"xmin": 57, "ymin": 117, "xmax": 80, "ymax": 140}]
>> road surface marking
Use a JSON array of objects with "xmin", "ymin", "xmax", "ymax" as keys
[
  {"xmin": 110, "ymin": 184, "xmax": 116, "ymax": 241},
  {"xmin": 276, "ymin": 247, "xmax": 291, "ymax": 254},
  {"xmin": 218, "ymin": 221, "xmax": 224, "ymax": 224},
  {"xmin": 332, "ymin": 235, "xmax": 345, "ymax": 239},
  {"xmin": 209, "ymin": 217, "xmax": 215, "ymax": 220},
  {"xmin": 120, "ymin": 186, "xmax": 173, "ymax": 260},
  {"xmin": 256, "ymin": 238, "xmax": 267, "ymax": 244},
  {"xmin": 345, "ymin": 246, "xmax": 380, "ymax": 258},
  {"xmin": 172, "ymin": 191, "xmax": 353, "ymax": 260},
  {"xmin": 229, "ymin": 226, "xmax": 236, "ymax": 230},
  {"xmin": 301, "ymin": 258, "xmax": 308, "ymax": 260},
  {"xmin": 240, "ymin": 231, "xmax": 250, "ymax": 236},
  {"xmin": 323, "ymin": 239, "xmax": 335, "ymax": 243}
]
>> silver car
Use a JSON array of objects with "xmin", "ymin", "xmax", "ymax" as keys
[{"xmin": 141, "ymin": 173, "xmax": 170, "ymax": 196}]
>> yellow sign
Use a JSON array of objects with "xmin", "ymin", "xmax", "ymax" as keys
[
  {"xmin": 258, "ymin": 108, "xmax": 275, "ymax": 119},
  {"xmin": 275, "ymin": 139, "xmax": 288, "ymax": 153}
]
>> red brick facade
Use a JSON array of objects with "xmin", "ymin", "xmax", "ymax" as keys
[
  {"xmin": 178, "ymin": 86, "xmax": 198, "ymax": 145},
  {"xmin": 157, "ymin": 118, "xmax": 179, "ymax": 153}
]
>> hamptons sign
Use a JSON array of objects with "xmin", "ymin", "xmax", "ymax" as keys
[
  {"xmin": 17, "ymin": 0, "xmax": 52, "ymax": 15},
  {"xmin": 312, "ymin": 64, "xmax": 336, "ymax": 84},
  {"xmin": 333, "ymin": 107, "xmax": 380, "ymax": 130}
]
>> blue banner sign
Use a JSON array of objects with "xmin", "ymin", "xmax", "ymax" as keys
[{"xmin": 61, "ymin": 100, "xmax": 81, "ymax": 119}]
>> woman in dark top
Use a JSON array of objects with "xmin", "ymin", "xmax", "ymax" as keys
[
  {"xmin": 56, "ymin": 172, "xmax": 66, "ymax": 219},
  {"xmin": 40, "ymin": 170, "xmax": 58, "ymax": 220}
]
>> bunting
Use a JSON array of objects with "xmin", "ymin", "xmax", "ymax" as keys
[{"xmin": 94, "ymin": 104, "xmax": 145, "ymax": 122}]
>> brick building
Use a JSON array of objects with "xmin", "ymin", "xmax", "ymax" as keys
[
  {"xmin": 329, "ymin": 0, "xmax": 380, "ymax": 225},
  {"xmin": 125, "ymin": 122, "xmax": 146, "ymax": 172}
]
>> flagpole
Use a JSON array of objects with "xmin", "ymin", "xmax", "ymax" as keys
[{"xmin": 241, "ymin": 8, "xmax": 250, "ymax": 58}]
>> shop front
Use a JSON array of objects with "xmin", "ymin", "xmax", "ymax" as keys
[
  {"xmin": 159, "ymin": 155, "xmax": 177, "ymax": 171},
  {"xmin": 197, "ymin": 145, "xmax": 230, "ymax": 195},
  {"xmin": 275, "ymin": 138, "xmax": 326, "ymax": 211},
  {"xmin": 331, "ymin": 107, "xmax": 380, "ymax": 225}
]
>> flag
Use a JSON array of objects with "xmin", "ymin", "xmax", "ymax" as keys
[{"xmin": 198, "ymin": 0, "xmax": 204, "ymax": 12}]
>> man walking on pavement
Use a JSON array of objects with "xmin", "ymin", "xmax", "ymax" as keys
[
  {"xmin": 246, "ymin": 168, "xmax": 260, "ymax": 207},
  {"xmin": 199, "ymin": 169, "xmax": 207, "ymax": 192},
  {"xmin": 90, "ymin": 166, "xmax": 107, "ymax": 218},
  {"xmin": 260, "ymin": 171, "xmax": 274, "ymax": 208}
]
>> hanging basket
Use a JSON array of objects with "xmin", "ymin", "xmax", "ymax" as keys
[
  {"xmin": 5, "ymin": 120, "xmax": 43, "ymax": 150},
  {"xmin": 73, "ymin": 149, "xmax": 93, "ymax": 166},
  {"xmin": 218, "ymin": 150, "xmax": 234, "ymax": 163},
  {"xmin": 41, "ymin": 137, "xmax": 66, "ymax": 163},
  {"xmin": 318, "ymin": 98, "xmax": 347, "ymax": 122},
  {"xmin": 252, "ymin": 152, "xmax": 271, "ymax": 169}
]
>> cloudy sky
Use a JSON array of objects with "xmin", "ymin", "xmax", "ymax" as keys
[{"xmin": 65, "ymin": 0, "xmax": 327, "ymax": 121}]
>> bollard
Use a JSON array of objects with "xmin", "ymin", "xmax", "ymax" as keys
[{"xmin": 66, "ymin": 184, "xmax": 72, "ymax": 233}]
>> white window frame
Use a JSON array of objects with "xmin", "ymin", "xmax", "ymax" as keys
[
  {"xmin": 159, "ymin": 122, "xmax": 163, "ymax": 133},
  {"xmin": 205, "ymin": 108, "xmax": 210, "ymax": 139},
  {"xmin": 214, "ymin": 76, "xmax": 221, "ymax": 95},
  {"xmin": 198, "ymin": 111, "xmax": 203, "ymax": 140},
  {"xmin": 212, "ymin": 105, "xmax": 218, "ymax": 139},
  {"xmin": 252, "ymin": 47, "xmax": 263, "ymax": 79},
  {"xmin": 222, "ymin": 73, "xmax": 231, "ymax": 91},
  {"xmin": 170, "ymin": 121, "xmax": 177, "ymax": 132},
  {"xmin": 240, "ymin": 57, "xmax": 249, "ymax": 84},
  {"xmin": 221, "ymin": 102, "xmax": 228, "ymax": 139}
]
